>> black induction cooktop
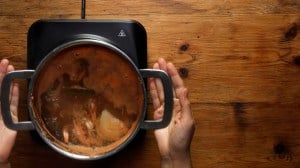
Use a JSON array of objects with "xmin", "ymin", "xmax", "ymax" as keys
[{"xmin": 27, "ymin": 19, "xmax": 147, "ymax": 70}]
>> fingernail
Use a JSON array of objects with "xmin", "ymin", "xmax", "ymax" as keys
[
  {"xmin": 158, "ymin": 57, "xmax": 164, "ymax": 62},
  {"xmin": 0, "ymin": 59, "xmax": 8, "ymax": 65}
]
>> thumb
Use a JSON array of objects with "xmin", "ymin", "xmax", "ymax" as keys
[{"xmin": 179, "ymin": 88, "xmax": 193, "ymax": 120}]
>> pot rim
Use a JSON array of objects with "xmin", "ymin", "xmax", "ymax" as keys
[{"xmin": 27, "ymin": 35, "xmax": 147, "ymax": 160}]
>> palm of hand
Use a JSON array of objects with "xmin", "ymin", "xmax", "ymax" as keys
[
  {"xmin": 0, "ymin": 118, "xmax": 17, "ymax": 162},
  {"xmin": 154, "ymin": 95, "xmax": 194, "ymax": 160}
]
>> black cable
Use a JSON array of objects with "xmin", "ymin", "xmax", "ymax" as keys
[{"xmin": 81, "ymin": 0, "xmax": 86, "ymax": 19}]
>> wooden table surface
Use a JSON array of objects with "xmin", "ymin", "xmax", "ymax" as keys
[{"xmin": 1, "ymin": 0, "xmax": 300, "ymax": 167}]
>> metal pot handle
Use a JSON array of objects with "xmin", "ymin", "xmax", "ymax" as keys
[
  {"xmin": 139, "ymin": 69, "xmax": 173, "ymax": 129},
  {"xmin": 1, "ymin": 70, "xmax": 35, "ymax": 130}
]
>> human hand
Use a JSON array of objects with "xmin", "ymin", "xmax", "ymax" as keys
[
  {"xmin": 0, "ymin": 59, "xmax": 19, "ymax": 166},
  {"xmin": 150, "ymin": 58, "xmax": 195, "ymax": 168}
]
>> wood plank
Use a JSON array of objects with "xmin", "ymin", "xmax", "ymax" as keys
[
  {"xmin": 9, "ymin": 103, "xmax": 300, "ymax": 167},
  {"xmin": 0, "ymin": 0, "xmax": 300, "ymax": 167},
  {"xmin": 1, "ymin": 14, "xmax": 300, "ymax": 104},
  {"xmin": 1, "ymin": 0, "xmax": 300, "ymax": 16},
  {"xmin": 193, "ymin": 102, "xmax": 300, "ymax": 168}
]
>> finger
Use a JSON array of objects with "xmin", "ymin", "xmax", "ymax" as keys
[
  {"xmin": 7, "ymin": 64, "xmax": 14, "ymax": 73},
  {"xmin": 0, "ymin": 59, "xmax": 9, "ymax": 84},
  {"xmin": 153, "ymin": 62, "xmax": 164, "ymax": 103},
  {"xmin": 6, "ymin": 64, "xmax": 18, "ymax": 121},
  {"xmin": 10, "ymin": 83, "xmax": 19, "ymax": 122},
  {"xmin": 153, "ymin": 105, "xmax": 164, "ymax": 120},
  {"xmin": 166, "ymin": 62, "xmax": 184, "ymax": 98},
  {"xmin": 179, "ymin": 88, "xmax": 193, "ymax": 120},
  {"xmin": 173, "ymin": 98, "xmax": 180, "ymax": 116},
  {"xmin": 149, "ymin": 78, "xmax": 161, "ymax": 109},
  {"xmin": 158, "ymin": 58, "xmax": 167, "ymax": 72},
  {"xmin": 173, "ymin": 98, "xmax": 183, "ymax": 124},
  {"xmin": 0, "ymin": 59, "xmax": 10, "ymax": 121},
  {"xmin": 154, "ymin": 98, "xmax": 180, "ymax": 123},
  {"xmin": 158, "ymin": 58, "xmax": 177, "ymax": 98},
  {"xmin": 7, "ymin": 65, "xmax": 15, "ymax": 102}
]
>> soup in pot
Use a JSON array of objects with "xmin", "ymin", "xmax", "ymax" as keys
[{"xmin": 30, "ymin": 44, "xmax": 144, "ymax": 156}]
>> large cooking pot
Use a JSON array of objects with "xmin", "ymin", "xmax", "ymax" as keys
[{"xmin": 1, "ymin": 35, "xmax": 173, "ymax": 160}]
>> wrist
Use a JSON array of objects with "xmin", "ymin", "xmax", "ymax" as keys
[
  {"xmin": 172, "ymin": 151, "xmax": 192, "ymax": 168},
  {"xmin": 172, "ymin": 152, "xmax": 192, "ymax": 168},
  {"xmin": 160, "ymin": 156, "xmax": 173, "ymax": 168},
  {"xmin": 160, "ymin": 151, "xmax": 192, "ymax": 168}
]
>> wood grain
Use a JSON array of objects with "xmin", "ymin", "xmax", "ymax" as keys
[{"xmin": 1, "ymin": 0, "xmax": 300, "ymax": 167}]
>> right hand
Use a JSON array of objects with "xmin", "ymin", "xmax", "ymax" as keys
[{"xmin": 150, "ymin": 58, "xmax": 195, "ymax": 168}]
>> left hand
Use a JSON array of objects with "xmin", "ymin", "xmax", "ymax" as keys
[{"xmin": 0, "ymin": 59, "xmax": 19, "ymax": 164}]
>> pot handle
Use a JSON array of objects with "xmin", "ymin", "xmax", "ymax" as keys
[
  {"xmin": 139, "ymin": 69, "xmax": 173, "ymax": 129},
  {"xmin": 1, "ymin": 70, "xmax": 35, "ymax": 130}
]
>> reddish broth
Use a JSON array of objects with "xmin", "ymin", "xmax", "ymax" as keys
[{"xmin": 30, "ymin": 44, "xmax": 144, "ymax": 156}]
